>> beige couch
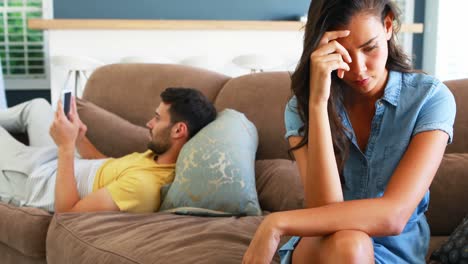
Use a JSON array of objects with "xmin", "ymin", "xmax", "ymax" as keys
[{"xmin": 0, "ymin": 64, "xmax": 467, "ymax": 264}]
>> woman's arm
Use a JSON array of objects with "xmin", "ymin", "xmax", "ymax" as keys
[
  {"xmin": 289, "ymin": 30, "xmax": 351, "ymax": 208},
  {"xmin": 297, "ymin": 30, "xmax": 352, "ymax": 207},
  {"xmin": 274, "ymin": 130, "xmax": 447, "ymax": 237},
  {"xmin": 243, "ymin": 131, "xmax": 447, "ymax": 263},
  {"xmin": 290, "ymin": 105, "xmax": 343, "ymax": 208},
  {"xmin": 296, "ymin": 102, "xmax": 343, "ymax": 208}
]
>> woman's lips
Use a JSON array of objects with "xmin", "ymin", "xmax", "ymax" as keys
[{"xmin": 355, "ymin": 78, "xmax": 370, "ymax": 87}]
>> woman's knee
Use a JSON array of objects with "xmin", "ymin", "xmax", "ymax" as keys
[{"xmin": 321, "ymin": 230, "xmax": 374, "ymax": 263}]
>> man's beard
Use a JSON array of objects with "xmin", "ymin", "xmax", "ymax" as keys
[{"xmin": 147, "ymin": 126, "xmax": 172, "ymax": 155}]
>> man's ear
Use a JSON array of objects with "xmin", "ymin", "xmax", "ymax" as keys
[
  {"xmin": 384, "ymin": 13, "xmax": 394, "ymax": 41},
  {"xmin": 172, "ymin": 122, "xmax": 189, "ymax": 139}
]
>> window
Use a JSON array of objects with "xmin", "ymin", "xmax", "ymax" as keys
[
  {"xmin": 0, "ymin": 0, "xmax": 51, "ymax": 89},
  {"xmin": 394, "ymin": 0, "xmax": 415, "ymax": 58},
  {"xmin": 424, "ymin": 1, "xmax": 468, "ymax": 80}
]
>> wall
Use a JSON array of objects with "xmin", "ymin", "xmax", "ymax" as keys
[
  {"xmin": 7, "ymin": 1, "xmax": 306, "ymax": 105},
  {"xmin": 8, "ymin": 1, "xmax": 426, "ymax": 105},
  {"xmin": 47, "ymin": 28, "xmax": 303, "ymax": 108},
  {"xmin": 50, "ymin": 0, "xmax": 424, "ymax": 69},
  {"xmin": 53, "ymin": 0, "xmax": 310, "ymax": 20}
]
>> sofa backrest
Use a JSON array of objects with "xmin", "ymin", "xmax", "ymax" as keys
[
  {"xmin": 444, "ymin": 78, "xmax": 468, "ymax": 153},
  {"xmin": 83, "ymin": 63, "xmax": 294, "ymax": 160},
  {"xmin": 81, "ymin": 64, "xmax": 467, "ymax": 236},
  {"xmin": 83, "ymin": 63, "xmax": 230, "ymax": 128},
  {"xmin": 83, "ymin": 64, "xmax": 468, "ymax": 159},
  {"xmin": 213, "ymin": 72, "xmax": 292, "ymax": 160}
]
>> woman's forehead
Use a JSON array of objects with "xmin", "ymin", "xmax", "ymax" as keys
[{"xmin": 336, "ymin": 14, "xmax": 384, "ymax": 48}]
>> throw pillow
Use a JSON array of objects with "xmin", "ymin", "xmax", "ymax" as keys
[
  {"xmin": 159, "ymin": 109, "xmax": 261, "ymax": 216},
  {"xmin": 255, "ymin": 159, "xmax": 304, "ymax": 212},
  {"xmin": 77, "ymin": 98, "xmax": 148, "ymax": 157},
  {"xmin": 430, "ymin": 214, "xmax": 468, "ymax": 263}
]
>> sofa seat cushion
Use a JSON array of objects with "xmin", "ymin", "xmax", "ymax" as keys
[
  {"xmin": 0, "ymin": 241, "xmax": 46, "ymax": 264},
  {"xmin": 47, "ymin": 212, "xmax": 290, "ymax": 264},
  {"xmin": 0, "ymin": 202, "xmax": 51, "ymax": 258},
  {"xmin": 427, "ymin": 236, "xmax": 449, "ymax": 262},
  {"xmin": 429, "ymin": 215, "xmax": 468, "ymax": 263}
]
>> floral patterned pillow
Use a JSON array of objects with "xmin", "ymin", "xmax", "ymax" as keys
[{"xmin": 159, "ymin": 109, "xmax": 261, "ymax": 216}]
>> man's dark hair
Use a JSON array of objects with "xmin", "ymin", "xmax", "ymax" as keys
[{"xmin": 160, "ymin": 87, "xmax": 217, "ymax": 138}]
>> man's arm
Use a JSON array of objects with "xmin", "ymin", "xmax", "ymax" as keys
[
  {"xmin": 54, "ymin": 144, "xmax": 80, "ymax": 212},
  {"xmin": 76, "ymin": 136, "xmax": 107, "ymax": 159},
  {"xmin": 50, "ymin": 97, "xmax": 118, "ymax": 213},
  {"xmin": 68, "ymin": 188, "xmax": 119, "ymax": 212},
  {"xmin": 54, "ymin": 144, "xmax": 118, "ymax": 213}
]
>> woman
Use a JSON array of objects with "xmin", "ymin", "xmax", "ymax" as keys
[{"xmin": 243, "ymin": 0, "xmax": 456, "ymax": 263}]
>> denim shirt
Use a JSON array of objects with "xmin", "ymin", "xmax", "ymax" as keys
[{"xmin": 284, "ymin": 71, "xmax": 456, "ymax": 223}]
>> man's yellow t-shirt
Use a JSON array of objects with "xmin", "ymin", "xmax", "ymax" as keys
[{"xmin": 92, "ymin": 150, "xmax": 175, "ymax": 213}]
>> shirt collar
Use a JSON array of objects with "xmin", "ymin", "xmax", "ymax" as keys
[
  {"xmin": 380, "ymin": 70, "xmax": 402, "ymax": 107},
  {"xmin": 336, "ymin": 70, "xmax": 402, "ymax": 142}
]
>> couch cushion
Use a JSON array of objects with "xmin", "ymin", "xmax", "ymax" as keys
[
  {"xmin": 426, "ymin": 153, "xmax": 468, "ymax": 235},
  {"xmin": 214, "ymin": 72, "xmax": 292, "ymax": 160},
  {"xmin": 77, "ymin": 98, "xmax": 148, "ymax": 157},
  {"xmin": 444, "ymin": 79, "xmax": 468, "ymax": 153},
  {"xmin": 255, "ymin": 159, "xmax": 304, "ymax": 212},
  {"xmin": 47, "ymin": 212, "xmax": 288, "ymax": 264},
  {"xmin": 0, "ymin": 202, "xmax": 51, "ymax": 258},
  {"xmin": 427, "ymin": 236, "xmax": 450, "ymax": 262},
  {"xmin": 0, "ymin": 241, "xmax": 46, "ymax": 264},
  {"xmin": 160, "ymin": 109, "xmax": 261, "ymax": 216},
  {"xmin": 429, "ymin": 215, "xmax": 468, "ymax": 263}
]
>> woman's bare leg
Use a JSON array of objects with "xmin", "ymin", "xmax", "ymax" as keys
[{"xmin": 292, "ymin": 230, "xmax": 374, "ymax": 264}]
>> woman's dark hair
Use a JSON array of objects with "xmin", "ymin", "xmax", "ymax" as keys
[
  {"xmin": 160, "ymin": 87, "xmax": 217, "ymax": 138},
  {"xmin": 290, "ymin": 0, "xmax": 413, "ymax": 173}
]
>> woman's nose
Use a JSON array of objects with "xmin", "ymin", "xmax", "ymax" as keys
[{"xmin": 350, "ymin": 54, "xmax": 367, "ymax": 75}]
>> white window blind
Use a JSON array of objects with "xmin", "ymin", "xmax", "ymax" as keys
[{"xmin": 0, "ymin": 0, "xmax": 50, "ymax": 89}]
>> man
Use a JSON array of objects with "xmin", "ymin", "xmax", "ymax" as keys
[{"xmin": 0, "ymin": 88, "xmax": 216, "ymax": 213}]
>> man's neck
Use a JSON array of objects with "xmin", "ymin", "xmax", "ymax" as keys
[{"xmin": 153, "ymin": 151, "xmax": 177, "ymax": 165}]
